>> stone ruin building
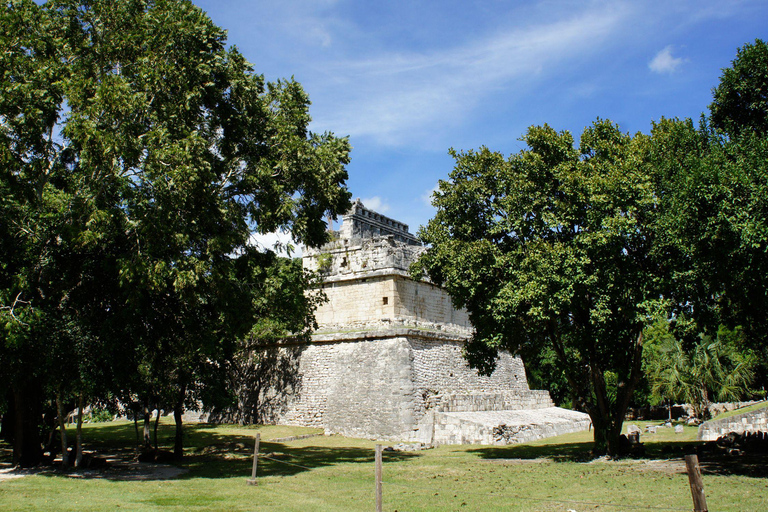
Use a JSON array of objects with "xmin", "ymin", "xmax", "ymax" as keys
[{"xmin": 255, "ymin": 199, "xmax": 590, "ymax": 445}]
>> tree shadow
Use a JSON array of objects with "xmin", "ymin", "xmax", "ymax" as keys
[
  {"xmin": 179, "ymin": 443, "xmax": 419, "ymax": 480},
  {"xmin": 208, "ymin": 344, "xmax": 305, "ymax": 424},
  {"xmin": 467, "ymin": 438, "xmax": 768, "ymax": 478},
  {"xmin": 697, "ymin": 453, "xmax": 768, "ymax": 478},
  {"xmin": 0, "ymin": 420, "xmax": 420, "ymax": 481},
  {"xmin": 467, "ymin": 441, "xmax": 596, "ymax": 462}
]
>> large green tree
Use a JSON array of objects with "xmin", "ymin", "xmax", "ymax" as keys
[
  {"xmin": 414, "ymin": 120, "xmax": 665, "ymax": 456},
  {"xmin": 710, "ymin": 39, "xmax": 768, "ymax": 139},
  {"xmin": 1, "ymin": 0, "xmax": 350, "ymax": 465},
  {"xmin": 648, "ymin": 41, "xmax": 768, "ymax": 389}
]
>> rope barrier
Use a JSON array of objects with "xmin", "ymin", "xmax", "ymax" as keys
[{"xmin": 259, "ymin": 455, "xmax": 315, "ymax": 471}]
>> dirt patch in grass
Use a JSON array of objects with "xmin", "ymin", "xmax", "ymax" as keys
[
  {"xmin": 0, "ymin": 457, "xmax": 187, "ymax": 483},
  {"xmin": 480, "ymin": 457, "xmax": 550, "ymax": 465},
  {"xmin": 481, "ymin": 456, "xmax": 689, "ymax": 474}
]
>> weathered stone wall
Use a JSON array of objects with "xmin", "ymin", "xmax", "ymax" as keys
[
  {"xmin": 313, "ymin": 276, "xmax": 396, "ymax": 327},
  {"xmin": 697, "ymin": 403, "xmax": 768, "ymax": 441},
  {"xmin": 278, "ymin": 337, "xmax": 418, "ymax": 440},
  {"xmin": 434, "ymin": 391, "xmax": 553, "ymax": 413},
  {"xmin": 304, "ymin": 236, "xmax": 424, "ymax": 278},
  {"xmin": 265, "ymin": 331, "xmax": 537, "ymax": 441},
  {"xmin": 393, "ymin": 277, "xmax": 470, "ymax": 329},
  {"xmin": 338, "ymin": 198, "xmax": 420, "ymax": 245},
  {"xmin": 314, "ymin": 274, "xmax": 470, "ymax": 333}
]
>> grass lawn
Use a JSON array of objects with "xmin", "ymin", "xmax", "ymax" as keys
[{"xmin": 1, "ymin": 418, "xmax": 766, "ymax": 511}]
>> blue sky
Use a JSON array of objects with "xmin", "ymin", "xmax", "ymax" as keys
[{"xmin": 193, "ymin": 0, "xmax": 768, "ymax": 241}]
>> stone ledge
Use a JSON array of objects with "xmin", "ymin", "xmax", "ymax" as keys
[
  {"xmin": 432, "ymin": 407, "xmax": 592, "ymax": 445},
  {"xmin": 311, "ymin": 328, "xmax": 471, "ymax": 344},
  {"xmin": 319, "ymin": 267, "xmax": 411, "ymax": 284}
]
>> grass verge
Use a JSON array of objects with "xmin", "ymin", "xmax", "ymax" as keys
[{"xmin": 0, "ymin": 419, "xmax": 766, "ymax": 511}]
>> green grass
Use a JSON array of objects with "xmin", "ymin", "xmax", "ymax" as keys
[{"xmin": 1, "ymin": 420, "xmax": 766, "ymax": 511}]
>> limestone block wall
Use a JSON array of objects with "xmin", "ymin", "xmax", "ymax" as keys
[
  {"xmin": 304, "ymin": 236, "xmax": 424, "ymax": 277},
  {"xmin": 314, "ymin": 274, "xmax": 470, "ymax": 332},
  {"xmin": 393, "ymin": 277, "xmax": 470, "ymax": 329},
  {"xmin": 278, "ymin": 337, "xmax": 418, "ymax": 440},
  {"xmin": 314, "ymin": 276, "xmax": 396, "ymax": 327},
  {"xmin": 432, "ymin": 409, "xmax": 592, "ymax": 445},
  {"xmin": 697, "ymin": 404, "xmax": 768, "ymax": 441},
  {"xmin": 410, "ymin": 337, "xmax": 527, "ymax": 395},
  {"xmin": 434, "ymin": 391, "xmax": 554, "ymax": 413},
  {"xmin": 270, "ymin": 331, "xmax": 538, "ymax": 441}
]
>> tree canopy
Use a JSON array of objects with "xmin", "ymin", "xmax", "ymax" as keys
[
  {"xmin": 414, "ymin": 120, "xmax": 665, "ymax": 455},
  {"xmin": 415, "ymin": 40, "xmax": 768, "ymax": 456},
  {"xmin": 1, "ymin": 0, "xmax": 350, "ymax": 466}
]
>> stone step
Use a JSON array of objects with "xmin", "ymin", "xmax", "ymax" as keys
[{"xmin": 432, "ymin": 407, "xmax": 592, "ymax": 445}]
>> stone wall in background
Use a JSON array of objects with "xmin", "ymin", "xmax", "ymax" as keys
[{"xmin": 698, "ymin": 403, "xmax": 768, "ymax": 441}]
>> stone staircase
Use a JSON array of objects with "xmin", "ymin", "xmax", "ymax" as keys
[{"xmin": 428, "ymin": 392, "xmax": 592, "ymax": 445}]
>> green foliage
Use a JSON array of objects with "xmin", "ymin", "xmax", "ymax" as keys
[
  {"xmin": 415, "ymin": 120, "xmax": 666, "ymax": 455},
  {"xmin": 644, "ymin": 321, "xmax": 757, "ymax": 419},
  {"xmin": 647, "ymin": 42, "xmax": 768, "ymax": 392},
  {"xmin": 89, "ymin": 408, "xmax": 113, "ymax": 423},
  {"xmin": 316, "ymin": 252, "xmax": 333, "ymax": 273},
  {"xmin": 0, "ymin": 0, "xmax": 349, "ymax": 463},
  {"xmin": 710, "ymin": 39, "xmax": 768, "ymax": 138}
]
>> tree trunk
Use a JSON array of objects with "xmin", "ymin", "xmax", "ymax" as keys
[
  {"xmin": 133, "ymin": 410, "xmax": 140, "ymax": 456},
  {"xmin": 142, "ymin": 400, "xmax": 152, "ymax": 449},
  {"xmin": 153, "ymin": 408, "xmax": 160, "ymax": 450},
  {"xmin": 12, "ymin": 385, "xmax": 43, "ymax": 467},
  {"xmin": 56, "ymin": 393, "xmax": 69, "ymax": 466},
  {"xmin": 173, "ymin": 384, "xmax": 186, "ymax": 460},
  {"xmin": 75, "ymin": 393, "xmax": 83, "ymax": 468}
]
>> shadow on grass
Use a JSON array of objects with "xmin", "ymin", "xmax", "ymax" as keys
[
  {"xmin": 697, "ymin": 453, "xmax": 768, "ymax": 478},
  {"xmin": 180, "ymin": 443, "xmax": 418, "ymax": 480},
  {"xmin": 468, "ymin": 438, "xmax": 768, "ymax": 478},
  {"xmin": 467, "ymin": 439, "xmax": 706, "ymax": 463},
  {"xmin": 467, "ymin": 442, "xmax": 596, "ymax": 462},
  {"xmin": 0, "ymin": 421, "xmax": 419, "ymax": 481}
]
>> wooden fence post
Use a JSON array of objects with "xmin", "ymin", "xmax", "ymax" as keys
[
  {"xmin": 685, "ymin": 454, "xmax": 708, "ymax": 512},
  {"xmin": 247, "ymin": 433, "xmax": 260, "ymax": 486},
  {"xmin": 375, "ymin": 444, "xmax": 383, "ymax": 512}
]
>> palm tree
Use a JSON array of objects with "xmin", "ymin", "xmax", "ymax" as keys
[{"xmin": 645, "ymin": 323, "xmax": 756, "ymax": 420}]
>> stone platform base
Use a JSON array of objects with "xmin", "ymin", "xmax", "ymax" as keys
[{"xmin": 433, "ymin": 407, "xmax": 592, "ymax": 445}]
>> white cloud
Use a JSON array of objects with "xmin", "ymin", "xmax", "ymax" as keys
[
  {"xmin": 649, "ymin": 45, "xmax": 685, "ymax": 74},
  {"xmin": 249, "ymin": 230, "xmax": 303, "ymax": 258},
  {"xmin": 421, "ymin": 184, "xmax": 440, "ymax": 207},
  {"xmin": 313, "ymin": 4, "xmax": 630, "ymax": 147},
  {"xmin": 360, "ymin": 196, "xmax": 390, "ymax": 213}
]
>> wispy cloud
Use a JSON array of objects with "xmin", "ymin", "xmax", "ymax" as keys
[
  {"xmin": 312, "ymin": 4, "xmax": 630, "ymax": 147},
  {"xmin": 421, "ymin": 184, "xmax": 439, "ymax": 208},
  {"xmin": 649, "ymin": 45, "xmax": 686, "ymax": 74}
]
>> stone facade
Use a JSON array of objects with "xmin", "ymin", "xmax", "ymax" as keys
[
  {"xmin": 256, "ymin": 200, "xmax": 590, "ymax": 444},
  {"xmin": 697, "ymin": 403, "xmax": 768, "ymax": 441}
]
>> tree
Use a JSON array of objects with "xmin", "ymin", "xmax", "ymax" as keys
[
  {"xmin": 649, "ymin": 41, "xmax": 768, "ymax": 391},
  {"xmin": 1, "ymin": 0, "xmax": 350, "ymax": 465},
  {"xmin": 710, "ymin": 39, "xmax": 768, "ymax": 139},
  {"xmin": 414, "ymin": 120, "xmax": 665, "ymax": 456},
  {"xmin": 644, "ymin": 321, "xmax": 756, "ymax": 420}
]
